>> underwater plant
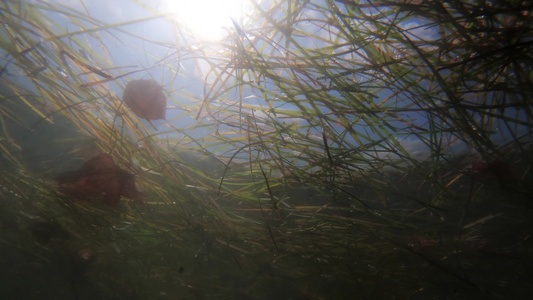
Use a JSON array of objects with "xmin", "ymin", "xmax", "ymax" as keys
[{"xmin": 1, "ymin": 0, "xmax": 532, "ymax": 299}]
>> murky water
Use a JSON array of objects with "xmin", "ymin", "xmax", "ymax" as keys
[
  {"xmin": 1, "ymin": 1, "xmax": 533, "ymax": 299},
  {"xmin": 2, "ymin": 119, "xmax": 532, "ymax": 299}
]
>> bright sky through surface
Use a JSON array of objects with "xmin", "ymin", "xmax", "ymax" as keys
[
  {"xmin": 43, "ymin": 0, "xmax": 529, "ymax": 159},
  {"xmin": 163, "ymin": 0, "xmax": 252, "ymax": 40}
]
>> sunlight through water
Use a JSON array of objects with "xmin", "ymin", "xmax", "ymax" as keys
[{"xmin": 163, "ymin": 0, "xmax": 252, "ymax": 41}]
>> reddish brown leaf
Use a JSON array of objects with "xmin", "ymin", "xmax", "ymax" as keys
[
  {"xmin": 472, "ymin": 159, "xmax": 514, "ymax": 189},
  {"xmin": 57, "ymin": 153, "xmax": 143, "ymax": 207},
  {"xmin": 123, "ymin": 79, "xmax": 166, "ymax": 120},
  {"xmin": 472, "ymin": 159, "xmax": 513, "ymax": 180}
]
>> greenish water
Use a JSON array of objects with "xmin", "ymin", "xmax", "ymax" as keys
[
  {"xmin": 2, "ymin": 123, "xmax": 533, "ymax": 299},
  {"xmin": 1, "ymin": 55, "xmax": 532, "ymax": 300},
  {"xmin": 1, "ymin": 1, "xmax": 532, "ymax": 299}
]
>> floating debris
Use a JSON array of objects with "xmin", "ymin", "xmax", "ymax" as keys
[
  {"xmin": 56, "ymin": 153, "xmax": 143, "ymax": 207},
  {"xmin": 123, "ymin": 79, "xmax": 167, "ymax": 120}
]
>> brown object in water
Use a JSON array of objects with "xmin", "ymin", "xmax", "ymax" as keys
[
  {"xmin": 57, "ymin": 153, "xmax": 143, "ymax": 207},
  {"xmin": 472, "ymin": 159, "xmax": 513, "ymax": 181},
  {"xmin": 123, "ymin": 79, "xmax": 167, "ymax": 120}
]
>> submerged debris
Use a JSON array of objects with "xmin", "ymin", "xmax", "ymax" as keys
[
  {"xmin": 123, "ymin": 79, "xmax": 167, "ymax": 120},
  {"xmin": 472, "ymin": 159, "xmax": 514, "ymax": 187},
  {"xmin": 56, "ymin": 153, "xmax": 143, "ymax": 207}
]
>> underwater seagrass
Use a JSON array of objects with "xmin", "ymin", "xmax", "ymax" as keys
[{"xmin": 1, "ymin": 0, "xmax": 532, "ymax": 299}]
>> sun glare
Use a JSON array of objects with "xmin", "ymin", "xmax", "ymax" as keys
[{"xmin": 164, "ymin": 0, "xmax": 251, "ymax": 41}]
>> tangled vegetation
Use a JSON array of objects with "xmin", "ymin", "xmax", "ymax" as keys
[{"xmin": 1, "ymin": 0, "xmax": 532, "ymax": 298}]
